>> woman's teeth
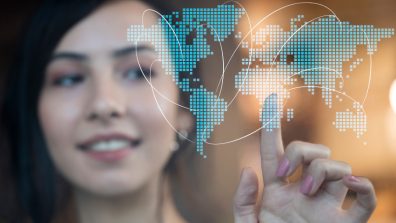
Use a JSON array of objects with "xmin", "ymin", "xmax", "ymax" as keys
[{"xmin": 88, "ymin": 140, "xmax": 130, "ymax": 152}]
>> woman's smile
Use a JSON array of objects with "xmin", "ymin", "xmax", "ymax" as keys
[{"xmin": 77, "ymin": 132, "xmax": 142, "ymax": 162}]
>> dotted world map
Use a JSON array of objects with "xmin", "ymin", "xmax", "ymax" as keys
[{"xmin": 127, "ymin": 4, "xmax": 394, "ymax": 157}]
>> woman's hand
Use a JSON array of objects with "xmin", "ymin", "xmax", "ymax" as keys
[{"xmin": 233, "ymin": 126, "xmax": 376, "ymax": 223}]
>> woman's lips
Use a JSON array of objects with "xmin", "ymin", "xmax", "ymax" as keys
[
  {"xmin": 77, "ymin": 133, "xmax": 141, "ymax": 162},
  {"xmin": 84, "ymin": 148, "xmax": 132, "ymax": 162}
]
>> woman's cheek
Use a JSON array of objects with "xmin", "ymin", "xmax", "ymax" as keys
[
  {"xmin": 39, "ymin": 91, "xmax": 84, "ymax": 161},
  {"xmin": 129, "ymin": 86, "xmax": 177, "ymax": 162}
]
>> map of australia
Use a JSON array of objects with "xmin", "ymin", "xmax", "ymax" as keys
[{"xmin": 127, "ymin": 5, "xmax": 394, "ymax": 157}]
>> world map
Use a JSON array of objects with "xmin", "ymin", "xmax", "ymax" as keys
[{"xmin": 127, "ymin": 4, "xmax": 394, "ymax": 157}]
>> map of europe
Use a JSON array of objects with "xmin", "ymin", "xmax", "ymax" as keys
[{"xmin": 127, "ymin": 4, "xmax": 394, "ymax": 157}]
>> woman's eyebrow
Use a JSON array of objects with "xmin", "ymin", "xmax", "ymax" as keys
[
  {"xmin": 49, "ymin": 46, "xmax": 155, "ymax": 63},
  {"xmin": 112, "ymin": 45, "xmax": 155, "ymax": 58},
  {"xmin": 50, "ymin": 52, "xmax": 88, "ymax": 62}
]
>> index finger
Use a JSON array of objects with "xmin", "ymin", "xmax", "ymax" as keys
[{"xmin": 260, "ymin": 93, "xmax": 285, "ymax": 186}]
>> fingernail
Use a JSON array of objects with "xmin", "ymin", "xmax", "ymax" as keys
[
  {"xmin": 347, "ymin": 175, "xmax": 360, "ymax": 183},
  {"xmin": 262, "ymin": 93, "xmax": 279, "ymax": 130},
  {"xmin": 300, "ymin": 175, "xmax": 314, "ymax": 195},
  {"xmin": 276, "ymin": 157, "xmax": 290, "ymax": 177}
]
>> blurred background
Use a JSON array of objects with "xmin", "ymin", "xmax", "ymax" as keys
[{"xmin": 1, "ymin": 0, "xmax": 395, "ymax": 222}]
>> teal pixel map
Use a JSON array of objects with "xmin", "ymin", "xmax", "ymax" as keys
[{"xmin": 127, "ymin": 5, "xmax": 394, "ymax": 157}]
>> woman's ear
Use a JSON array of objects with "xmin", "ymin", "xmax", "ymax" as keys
[{"xmin": 176, "ymin": 108, "xmax": 194, "ymax": 134}]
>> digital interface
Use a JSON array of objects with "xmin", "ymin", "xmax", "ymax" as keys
[{"xmin": 127, "ymin": 3, "xmax": 394, "ymax": 158}]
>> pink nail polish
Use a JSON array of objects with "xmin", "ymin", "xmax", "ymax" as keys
[
  {"xmin": 347, "ymin": 175, "xmax": 360, "ymax": 183},
  {"xmin": 276, "ymin": 158, "xmax": 290, "ymax": 177},
  {"xmin": 300, "ymin": 175, "xmax": 314, "ymax": 195}
]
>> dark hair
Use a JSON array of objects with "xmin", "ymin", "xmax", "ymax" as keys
[
  {"xmin": 2, "ymin": 1, "xmax": 111, "ymax": 222},
  {"xmin": 1, "ymin": 0, "xmax": 211, "ymax": 222}
]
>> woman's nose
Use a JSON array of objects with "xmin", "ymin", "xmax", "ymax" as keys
[{"xmin": 86, "ymin": 77, "xmax": 126, "ymax": 123}]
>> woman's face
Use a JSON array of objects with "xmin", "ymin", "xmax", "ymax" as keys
[{"xmin": 39, "ymin": 1, "xmax": 191, "ymax": 196}]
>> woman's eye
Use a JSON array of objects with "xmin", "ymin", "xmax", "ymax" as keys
[
  {"xmin": 123, "ymin": 67, "xmax": 153, "ymax": 81},
  {"xmin": 52, "ymin": 74, "xmax": 84, "ymax": 87}
]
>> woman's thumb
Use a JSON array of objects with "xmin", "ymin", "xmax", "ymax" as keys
[{"xmin": 233, "ymin": 167, "xmax": 259, "ymax": 223}]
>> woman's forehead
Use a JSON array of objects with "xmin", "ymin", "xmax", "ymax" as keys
[{"xmin": 55, "ymin": 0, "xmax": 159, "ymax": 54}]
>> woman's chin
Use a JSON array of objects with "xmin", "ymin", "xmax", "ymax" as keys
[{"xmin": 74, "ymin": 173, "xmax": 149, "ymax": 197}]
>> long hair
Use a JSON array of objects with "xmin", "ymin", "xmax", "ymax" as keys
[{"xmin": 1, "ymin": 0, "xmax": 213, "ymax": 222}]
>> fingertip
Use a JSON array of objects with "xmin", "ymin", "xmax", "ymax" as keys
[
  {"xmin": 241, "ymin": 166, "xmax": 253, "ymax": 176},
  {"xmin": 261, "ymin": 93, "xmax": 281, "ymax": 132},
  {"xmin": 240, "ymin": 167, "xmax": 258, "ymax": 185},
  {"xmin": 343, "ymin": 175, "xmax": 364, "ymax": 188},
  {"xmin": 343, "ymin": 175, "xmax": 375, "ymax": 196},
  {"xmin": 343, "ymin": 175, "xmax": 361, "ymax": 184},
  {"xmin": 344, "ymin": 176, "xmax": 377, "ymax": 220}
]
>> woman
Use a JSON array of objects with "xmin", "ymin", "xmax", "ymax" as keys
[{"xmin": 1, "ymin": 0, "xmax": 376, "ymax": 222}]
